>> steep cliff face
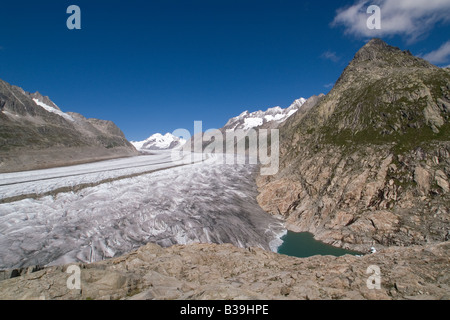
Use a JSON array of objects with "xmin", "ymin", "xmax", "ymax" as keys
[
  {"xmin": 257, "ymin": 39, "xmax": 450, "ymax": 252},
  {"xmin": 0, "ymin": 78, "xmax": 138, "ymax": 173}
]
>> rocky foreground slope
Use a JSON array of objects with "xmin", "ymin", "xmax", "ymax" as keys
[
  {"xmin": 0, "ymin": 241, "xmax": 448, "ymax": 300},
  {"xmin": 0, "ymin": 79, "xmax": 138, "ymax": 173},
  {"xmin": 257, "ymin": 39, "xmax": 450, "ymax": 253}
]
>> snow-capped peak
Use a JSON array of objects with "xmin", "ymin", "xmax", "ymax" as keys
[
  {"xmin": 223, "ymin": 97, "xmax": 306, "ymax": 131},
  {"xmin": 288, "ymin": 98, "xmax": 307, "ymax": 110},
  {"xmin": 131, "ymin": 132, "xmax": 187, "ymax": 151}
]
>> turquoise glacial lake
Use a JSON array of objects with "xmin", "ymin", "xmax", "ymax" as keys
[{"xmin": 277, "ymin": 231, "xmax": 361, "ymax": 258}]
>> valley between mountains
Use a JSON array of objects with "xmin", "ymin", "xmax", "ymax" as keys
[{"xmin": 0, "ymin": 39, "xmax": 449, "ymax": 300}]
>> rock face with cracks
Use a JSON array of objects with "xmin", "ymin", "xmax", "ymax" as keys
[
  {"xmin": 256, "ymin": 39, "xmax": 450, "ymax": 253},
  {"xmin": 0, "ymin": 241, "xmax": 449, "ymax": 300}
]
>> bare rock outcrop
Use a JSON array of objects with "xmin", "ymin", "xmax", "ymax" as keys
[
  {"xmin": 257, "ymin": 39, "xmax": 450, "ymax": 252},
  {"xmin": 257, "ymin": 144, "xmax": 450, "ymax": 252},
  {"xmin": 0, "ymin": 241, "xmax": 448, "ymax": 300}
]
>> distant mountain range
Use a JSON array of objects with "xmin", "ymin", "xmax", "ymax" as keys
[
  {"xmin": 0, "ymin": 73, "xmax": 308, "ymax": 170},
  {"xmin": 223, "ymin": 98, "xmax": 307, "ymax": 131},
  {"xmin": 131, "ymin": 133, "xmax": 186, "ymax": 151},
  {"xmin": 134, "ymin": 97, "xmax": 308, "ymax": 152},
  {"xmin": 0, "ymin": 79, "xmax": 138, "ymax": 173}
]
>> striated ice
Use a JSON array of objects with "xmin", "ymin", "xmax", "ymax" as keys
[{"xmin": 0, "ymin": 153, "xmax": 286, "ymax": 269}]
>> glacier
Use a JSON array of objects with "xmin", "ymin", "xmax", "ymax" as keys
[{"xmin": 0, "ymin": 153, "xmax": 286, "ymax": 269}]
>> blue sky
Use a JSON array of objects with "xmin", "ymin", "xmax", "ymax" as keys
[{"xmin": 1, "ymin": 0, "xmax": 450, "ymax": 141}]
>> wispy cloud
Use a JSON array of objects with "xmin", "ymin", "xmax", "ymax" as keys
[
  {"xmin": 324, "ymin": 83, "xmax": 335, "ymax": 89},
  {"xmin": 422, "ymin": 41, "xmax": 450, "ymax": 64},
  {"xmin": 332, "ymin": 0, "xmax": 450, "ymax": 42},
  {"xmin": 321, "ymin": 51, "xmax": 340, "ymax": 63}
]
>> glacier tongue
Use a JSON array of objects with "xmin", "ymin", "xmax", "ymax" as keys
[{"xmin": 0, "ymin": 154, "xmax": 285, "ymax": 269}]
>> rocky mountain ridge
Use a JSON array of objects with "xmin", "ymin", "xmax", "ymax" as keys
[
  {"xmin": 0, "ymin": 78, "xmax": 138, "ymax": 173},
  {"xmin": 256, "ymin": 39, "xmax": 450, "ymax": 253}
]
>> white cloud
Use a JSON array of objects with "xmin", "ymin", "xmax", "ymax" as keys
[
  {"xmin": 321, "ymin": 51, "xmax": 340, "ymax": 62},
  {"xmin": 422, "ymin": 41, "xmax": 450, "ymax": 64},
  {"xmin": 332, "ymin": 0, "xmax": 450, "ymax": 42}
]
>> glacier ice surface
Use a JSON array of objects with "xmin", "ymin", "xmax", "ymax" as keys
[{"xmin": 0, "ymin": 153, "xmax": 285, "ymax": 269}]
